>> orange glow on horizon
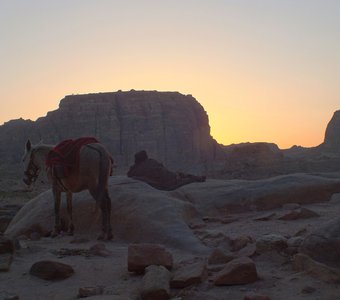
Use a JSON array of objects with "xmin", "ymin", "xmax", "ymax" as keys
[{"xmin": 0, "ymin": 1, "xmax": 339, "ymax": 150}]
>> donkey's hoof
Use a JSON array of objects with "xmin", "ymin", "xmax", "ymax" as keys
[
  {"xmin": 97, "ymin": 233, "xmax": 105, "ymax": 240},
  {"xmin": 51, "ymin": 231, "xmax": 59, "ymax": 238},
  {"xmin": 106, "ymin": 232, "xmax": 113, "ymax": 240}
]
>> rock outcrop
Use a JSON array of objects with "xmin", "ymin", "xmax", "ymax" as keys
[
  {"xmin": 322, "ymin": 110, "xmax": 340, "ymax": 153},
  {"xmin": 1, "ymin": 90, "xmax": 339, "ymax": 181}
]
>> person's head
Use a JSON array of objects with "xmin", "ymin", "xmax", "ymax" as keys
[{"xmin": 134, "ymin": 150, "xmax": 148, "ymax": 164}]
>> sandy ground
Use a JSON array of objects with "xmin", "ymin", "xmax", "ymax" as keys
[{"xmin": 1, "ymin": 196, "xmax": 340, "ymax": 300}]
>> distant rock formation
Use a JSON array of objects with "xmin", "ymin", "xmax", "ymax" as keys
[
  {"xmin": 0, "ymin": 90, "xmax": 339, "ymax": 181},
  {"xmin": 322, "ymin": 110, "xmax": 340, "ymax": 153},
  {"xmin": 0, "ymin": 91, "xmax": 224, "ymax": 174}
]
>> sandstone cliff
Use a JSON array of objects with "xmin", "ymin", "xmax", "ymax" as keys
[
  {"xmin": 1, "ymin": 91, "xmax": 339, "ymax": 181},
  {"xmin": 0, "ymin": 91, "xmax": 223, "ymax": 174},
  {"xmin": 321, "ymin": 110, "xmax": 340, "ymax": 153}
]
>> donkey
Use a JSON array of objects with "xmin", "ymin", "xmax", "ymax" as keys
[{"xmin": 22, "ymin": 139, "xmax": 113, "ymax": 240}]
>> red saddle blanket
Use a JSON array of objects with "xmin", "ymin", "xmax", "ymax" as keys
[{"xmin": 46, "ymin": 137, "xmax": 99, "ymax": 176}]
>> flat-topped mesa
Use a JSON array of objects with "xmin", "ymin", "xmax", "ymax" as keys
[
  {"xmin": 0, "ymin": 91, "xmax": 223, "ymax": 174},
  {"xmin": 322, "ymin": 110, "xmax": 340, "ymax": 153}
]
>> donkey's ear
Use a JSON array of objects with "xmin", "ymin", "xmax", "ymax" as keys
[{"xmin": 26, "ymin": 139, "xmax": 32, "ymax": 152}]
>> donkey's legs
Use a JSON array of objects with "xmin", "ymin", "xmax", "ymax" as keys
[
  {"xmin": 98, "ymin": 197, "xmax": 108, "ymax": 240},
  {"xmin": 66, "ymin": 192, "xmax": 74, "ymax": 235},
  {"xmin": 90, "ymin": 189, "xmax": 108, "ymax": 240},
  {"xmin": 51, "ymin": 186, "xmax": 62, "ymax": 237},
  {"xmin": 105, "ymin": 189, "xmax": 113, "ymax": 240}
]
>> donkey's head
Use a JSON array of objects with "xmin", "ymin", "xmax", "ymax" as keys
[{"xmin": 22, "ymin": 139, "xmax": 40, "ymax": 186}]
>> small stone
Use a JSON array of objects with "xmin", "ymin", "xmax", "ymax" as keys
[
  {"xmin": 220, "ymin": 216, "xmax": 239, "ymax": 224},
  {"xmin": 70, "ymin": 238, "xmax": 90, "ymax": 244},
  {"xmin": 30, "ymin": 260, "xmax": 74, "ymax": 280},
  {"xmin": 254, "ymin": 213, "xmax": 276, "ymax": 221},
  {"xmin": 278, "ymin": 208, "xmax": 319, "ymax": 221},
  {"xmin": 128, "ymin": 244, "xmax": 173, "ymax": 274},
  {"xmin": 78, "ymin": 286, "xmax": 104, "ymax": 298},
  {"xmin": 89, "ymin": 243, "xmax": 112, "ymax": 257},
  {"xmin": 4, "ymin": 295, "xmax": 19, "ymax": 300},
  {"xmin": 282, "ymin": 203, "xmax": 301, "ymax": 210},
  {"xmin": 142, "ymin": 265, "xmax": 171, "ymax": 300},
  {"xmin": 286, "ymin": 236, "xmax": 304, "ymax": 255},
  {"xmin": 256, "ymin": 234, "xmax": 287, "ymax": 254},
  {"xmin": 231, "ymin": 236, "xmax": 252, "ymax": 252},
  {"xmin": 237, "ymin": 243, "xmax": 256, "ymax": 258},
  {"xmin": 170, "ymin": 261, "xmax": 208, "ymax": 288},
  {"xmin": 214, "ymin": 257, "xmax": 258, "ymax": 286},
  {"xmin": 208, "ymin": 248, "xmax": 235, "ymax": 265},
  {"xmin": 244, "ymin": 293, "xmax": 271, "ymax": 300},
  {"xmin": 301, "ymin": 286, "xmax": 316, "ymax": 294}
]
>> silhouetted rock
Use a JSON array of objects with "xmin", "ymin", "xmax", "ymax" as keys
[{"xmin": 323, "ymin": 110, "xmax": 340, "ymax": 152}]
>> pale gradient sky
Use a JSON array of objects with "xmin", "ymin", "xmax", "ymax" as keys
[{"xmin": 1, "ymin": 0, "xmax": 339, "ymax": 149}]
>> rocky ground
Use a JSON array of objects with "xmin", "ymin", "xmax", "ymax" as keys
[{"xmin": 1, "ymin": 175, "xmax": 340, "ymax": 300}]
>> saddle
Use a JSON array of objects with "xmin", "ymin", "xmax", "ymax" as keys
[{"xmin": 46, "ymin": 137, "xmax": 99, "ymax": 178}]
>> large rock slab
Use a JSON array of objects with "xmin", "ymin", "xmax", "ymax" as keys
[
  {"xmin": 6, "ymin": 174, "xmax": 340, "ymax": 254},
  {"xmin": 6, "ymin": 176, "xmax": 207, "ymax": 253},
  {"xmin": 178, "ymin": 173, "xmax": 340, "ymax": 214}
]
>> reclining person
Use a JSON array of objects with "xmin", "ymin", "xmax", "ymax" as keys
[{"xmin": 127, "ymin": 150, "xmax": 206, "ymax": 190}]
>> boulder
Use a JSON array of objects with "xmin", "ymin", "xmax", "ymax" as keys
[
  {"xmin": 293, "ymin": 253, "xmax": 340, "ymax": 283},
  {"xmin": 30, "ymin": 260, "xmax": 74, "ymax": 280},
  {"xmin": 6, "ymin": 176, "xmax": 207, "ymax": 253},
  {"xmin": 299, "ymin": 217, "xmax": 340, "ymax": 268}
]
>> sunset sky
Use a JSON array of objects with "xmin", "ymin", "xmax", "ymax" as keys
[{"xmin": 1, "ymin": 1, "xmax": 339, "ymax": 149}]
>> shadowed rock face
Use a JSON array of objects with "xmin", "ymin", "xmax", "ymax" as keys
[
  {"xmin": 0, "ymin": 91, "xmax": 223, "ymax": 174},
  {"xmin": 323, "ymin": 110, "xmax": 340, "ymax": 152}
]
